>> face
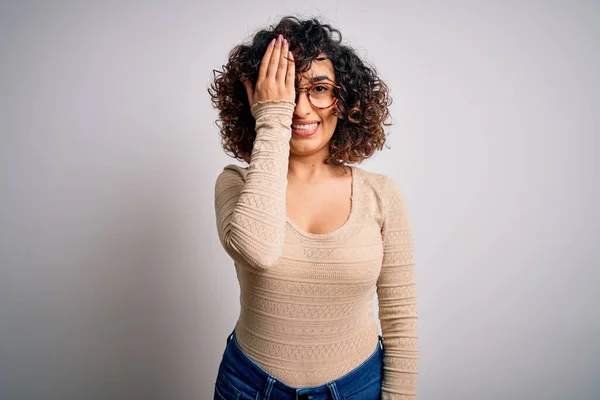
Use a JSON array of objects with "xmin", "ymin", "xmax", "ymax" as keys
[{"xmin": 289, "ymin": 53, "xmax": 339, "ymax": 159}]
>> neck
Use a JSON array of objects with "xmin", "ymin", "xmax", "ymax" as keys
[{"xmin": 287, "ymin": 153, "xmax": 347, "ymax": 182}]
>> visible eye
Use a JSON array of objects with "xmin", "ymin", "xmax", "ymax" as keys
[{"xmin": 311, "ymin": 84, "xmax": 331, "ymax": 94}]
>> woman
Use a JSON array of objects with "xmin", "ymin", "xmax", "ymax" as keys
[{"xmin": 209, "ymin": 16, "xmax": 418, "ymax": 400}]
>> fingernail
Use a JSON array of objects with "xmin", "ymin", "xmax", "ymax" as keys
[
  {"xmin": 270, "ymin": 38, "xmax": 276, "ymax": 47},
  {"xmin": 289, "ymin": 51, "xmax": 294, "ymax": 60},
  {"xmin": 283, "ymin": 38, "xmax": 288, "ymax": 47},
  {"xmin": 277, "ymin": 34, "xmax": 282, "ymax": 43}
]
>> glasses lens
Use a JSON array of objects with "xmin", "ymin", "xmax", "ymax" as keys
[{"xmin": 309, "ymin": 83, "xmax": 336, "ymax": 108}]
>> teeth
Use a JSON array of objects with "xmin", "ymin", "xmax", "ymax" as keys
[{"xmin": 292, "ymin": 123, "xmax": 318, "ymax": 131}]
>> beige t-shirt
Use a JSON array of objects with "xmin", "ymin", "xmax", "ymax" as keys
[{"xmin": 214, "ymin": 100, "xmax": 418, "ymax": 399}]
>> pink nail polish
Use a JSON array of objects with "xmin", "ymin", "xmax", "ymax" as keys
[
  {"xmin": 277, "ymin": 34, "xmax": 282, "ymax": 43},
  {"xmin": 270, "ymin": 38, "xmax": 276, "ymax": 47}
]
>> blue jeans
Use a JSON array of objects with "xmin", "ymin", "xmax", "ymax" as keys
[{"xmin": 214, "ymin": 329, "xmax": 384, "ymax": 400}]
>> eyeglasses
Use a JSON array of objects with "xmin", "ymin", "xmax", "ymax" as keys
[{"xmin": 295, "ymin": 82, "xmax": 341, "ymax": 109}]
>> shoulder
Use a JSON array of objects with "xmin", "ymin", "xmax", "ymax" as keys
[
  {"xmin": 354, "ymin": 166, "xmax": 400, "ymax": 198},
  {"xmin": 353, "ymin": 165, "xmax": 406, "ymax": 214},
  {"xmin": 217, "ymin": 164, "xmax": 248, "ymax": 180},
  {"xmin": 215, "ymin": 164, "xmax": 249, "ymax": 191},
  {"xmin": 222, "ymin": 164, "xmax": 248, "ymax": 178}
]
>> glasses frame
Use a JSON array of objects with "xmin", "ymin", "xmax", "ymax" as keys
[{"xmin": 295, "ymin": 82, "xmax": 342, "ymax": 110}]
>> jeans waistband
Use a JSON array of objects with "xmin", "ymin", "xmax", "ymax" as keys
[{"xmin": 223, "ymin": 329, "xmax": 384, "ymax": 399}]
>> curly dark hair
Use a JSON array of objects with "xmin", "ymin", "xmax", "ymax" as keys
[{"xmin": 208, "ymin": 16, "xmax": 392, "ymax": 165}]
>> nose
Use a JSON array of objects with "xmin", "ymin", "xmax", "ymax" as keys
[{"xmin": 294, "ymin": 90, "xmax": 312, "ymax": 116}]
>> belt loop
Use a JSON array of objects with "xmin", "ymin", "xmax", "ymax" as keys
[
  {"xmin": 261, "ymin": 376, "xmax": 275, "ymax": 400},
  {"xmin": 378, "ymin": 334, "xmax": 384, "ymax": 349},
  {"xmin": 226, "ymin": 329, "xmax": 235, "ymax": 345},
  {"xmin": 327, "ymin": 381, "xmax": 342, "ymax": 400}
]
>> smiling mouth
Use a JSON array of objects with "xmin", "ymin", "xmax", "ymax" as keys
[
  {"xmin": 291, "ymin": 123, "xmax": 319, "ymax": 131},
  {"xmin": 291, "ymin": 122, "xmax": 320, "ymax": 137}
]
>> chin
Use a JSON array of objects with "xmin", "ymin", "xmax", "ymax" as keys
[{"xmin": 290, "ymin": 136, "xmax": 332, "ymax": 156}]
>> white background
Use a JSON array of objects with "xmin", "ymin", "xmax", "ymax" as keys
[{"xmin": 1, "ymin": 1, "xmax": 598, "ymax": 399}]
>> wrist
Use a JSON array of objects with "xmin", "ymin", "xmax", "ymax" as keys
[{"xmin": 251, "ymin": 100, "xmax": 296, "ymax": 119}]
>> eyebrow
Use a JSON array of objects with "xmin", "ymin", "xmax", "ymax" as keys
[{"xmin": 310, "ymin": 75, "xmax": 334, "ymax": 83}]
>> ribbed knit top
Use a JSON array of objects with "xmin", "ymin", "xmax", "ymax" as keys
[{"xmin": 214, "ymin": 100, "xmax": 418, "ymax": 399}]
